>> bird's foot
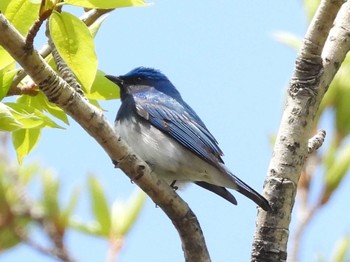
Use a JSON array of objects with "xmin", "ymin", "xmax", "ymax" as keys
[{"xmin": 170, "ymin": 180, "xmax": 179, "ymax": 191}]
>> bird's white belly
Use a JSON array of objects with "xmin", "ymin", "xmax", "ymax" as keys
[{"xmin": 115, "ymin": 116, "xmax": 223, "ymax": 185}]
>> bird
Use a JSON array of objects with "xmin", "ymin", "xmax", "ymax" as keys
[{"xmin": 105, "ymin": 67, "xmax": 271, "ymax": 211}]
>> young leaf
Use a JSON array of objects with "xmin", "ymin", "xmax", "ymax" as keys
[
  {"xmin": 273, "ymin": 31, "xmax": 301, "ymax": 50},
  {"xmin": 49, "ymin": 11, "xmax": 98, "ymax": 92},
  {"xmin": 0, "ymin": 48, "xmax": 14, "ymax": 71},
  {"xmin": 111, "ymin": 190, "xmax": 146, "ymax": 236},
  {"xmin": 0, "ymin": 103, "xmax": 22, "ymax": 131},
  {"xmin": 17, "ymin": 92, "xmax": 69, "ymax": 125},
  {"xmin": 69, "ymin": 219, "xmax": 101, "ymax": 235},
  {"xmin": 87, "ymin": 70, "xmax": 120, "ymax": 100},
  {"xmin": 0, "ymin": 65, "xmax": 18, "ymax": 100},
  {"xmin": 322, "ymin": 146, "xmax": 350, "ymax": 203},
  {"xmin": 41, "ymin": 171, "xmax": 60, "ymax": 219},
  {"xmin": 64, "ymin": 0, "xmax": 147, "ymax": 9},
  {"xmin": 6, "ymin": 102, "xmax": 63, "ymax": 129},
  {"xmin": 88, "ymin": 15, "xmax": 108, "ymax": 38},
  {"xmin": 12, "ymin": 128, "xmax": 41, "ymax": 163},
  {"xmin": 60, "ymin": 186, "xmax": 80, "ymax": 227},
  {"xmin": 88, "ymin": 176, "xmax": 111, "ymax": 236},
  {"xmin": 330, "ymin": 236, "xmax": 350, "ymax": 262},
  {"xmin": 3, "ymin": 0, "xmax": 40, "ymax": 36}
]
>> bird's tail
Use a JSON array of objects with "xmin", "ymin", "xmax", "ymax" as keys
[{"xmin": 231, "ymin": 173, "xmax": 271, "ymax": 211}]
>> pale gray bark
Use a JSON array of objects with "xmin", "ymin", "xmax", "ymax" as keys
[{"xmin": 252, "ymin": 1, "xmax": 350, "ymax": 261}]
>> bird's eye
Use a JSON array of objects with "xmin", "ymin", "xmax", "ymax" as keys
[{"xmin": 135, "ymin": 77, "xmax": 143, "ymax": 83}]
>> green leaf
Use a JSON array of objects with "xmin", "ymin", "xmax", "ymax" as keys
[
  {"xmin": 0, "ymin": 48, "xmax": 14, "ymax": 71},
  {"xmin": 3, "ymin": 0, "xmax": 40, "ymax": 36},
  {"xmin": 41, "ymin": 171, "xmax": 60, "ymax": 219},
  {"xmin": 88, "ymin": 176, "xmax": 111, "ymax": 236},
  {"xmin": 64, "ymin": 0, "xmax": 147, "ymax": 9},
  {"xmin": 0, "ymin": 103, "xmax": 22, "ymax": 131},
  {"xmin": 111, "ymin": 190, "xmax": 146, "ymax": 236},
  {"xmin": 273, "ymin": 31, "xmax": 302, "ymax": 50},
  {"xmin": 89, "ymin": 14, "xmax": 108, "ymax": 38},
  {"xmin": 69, "ymin": 219, "xmax": 101, "ymax": 235},
  {"xmin": 61, "ymin": 186, "xmax": 80, "ymax": 227},
  {"xmin": 304, "ymin": 0, "xmax": 321, "ymax": 21},
  {"xmin": 0, "ymin": 64, "xmax": 18, "ymax": 100},
  {"xmin": 18, "ymin": 162, "xmax": 40, "ymax": 185},
  {"xmin": 49, "ymin": 11, "xmax": 98, "ymax": 92},
  {"xmin": 324, "ymin": 146, "xmax": 350, "ymax": 198},
  {"xmin": 6, "ymin": 102, "xmax": 63, "ymax": 129},
  {"xmin": 17, "ymin": 92, "xmax": 69, "ymax": 125},
  {"xmin": 12, "ymin": 128, "xmax": 41, "ymax": 163},
  {"xmin": 87, "ymin": 70, "xmax": 120, "ymax": 100},
  {"xmin": 331, "ymin": 236, "xmax": 350, "ymax": 262}
]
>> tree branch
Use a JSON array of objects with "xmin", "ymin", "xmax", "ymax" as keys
[
  {"xmin": 251, "ymin": 0, "xmax": 349, "ymax": 261},
  {"xmin": 0, "ymin": 14, "xmax": 210, "ymax": 262}
]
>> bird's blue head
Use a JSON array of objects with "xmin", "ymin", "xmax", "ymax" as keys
[{"xmin": 105, "ymin": 67, "xmax": 182, "ymax": 100}]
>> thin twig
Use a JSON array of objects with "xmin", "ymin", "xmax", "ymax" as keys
[{"xmin": 308, "ymin": 129, "xmax": 326, "ymax": 153}]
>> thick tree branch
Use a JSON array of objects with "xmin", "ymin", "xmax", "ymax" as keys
[
  {"xmin": 252, "ymin": 1, "xmax": 350, "ymax": 261},
  {"xmin": 0, "ymin": 14, "xmax": 210, "ymax": 262}
]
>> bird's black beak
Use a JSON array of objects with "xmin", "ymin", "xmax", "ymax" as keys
[{"xmin": 105, "ymin": 75, "xmax": 123, "ymax": 87}]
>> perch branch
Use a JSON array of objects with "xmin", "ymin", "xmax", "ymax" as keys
[{"xmin": 0, "ymin": 13, "xmax": 210, "ymax": 262}]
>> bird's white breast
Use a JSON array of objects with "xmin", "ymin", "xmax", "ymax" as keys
[{"xmin": 115, "ymin": 115, "xmax": 231, "ymax": 187}]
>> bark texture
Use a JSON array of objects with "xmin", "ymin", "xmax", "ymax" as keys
[{"xmin": 252, "ymin": 1, "xmax": 350, "ymax": 261}]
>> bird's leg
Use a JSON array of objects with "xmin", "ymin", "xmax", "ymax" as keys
[
  {"xmin": 112, "ymin": 159, "xmax": 119, "ymax": 168},
  {"xmin": 170, "ymin": 180, "xmax": 179, "ymax": 191}
]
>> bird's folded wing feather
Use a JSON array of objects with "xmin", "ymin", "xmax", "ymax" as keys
[{"xmin": 133, "ymin": 91, "xmax": 224, "ymax": 168}]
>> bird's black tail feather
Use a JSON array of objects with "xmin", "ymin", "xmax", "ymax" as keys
[
  {"xmin": 231, "ymin": 174, "xmax": 271, "ymax": 211},
  {"xmin": 195, "ymin": 181, "xmax": 237, "ymax": 205},
  {"xmin": 196, "ymin": 178, "xmax": 271, "ymax": 211}
]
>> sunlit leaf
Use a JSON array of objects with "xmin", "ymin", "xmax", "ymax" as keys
[
  {"xmin": 64, "ymin": 0, "xmax": 147, "ymax": 9},
  {"xmin": 41, "ymin": 171, "xmax": 60, "ymax": 219},
  {"xmin": 0, "ymin": 48, "xmax": 14, "ymax": 71},
  {"xmin": 87, "ymin": 70, "xmax": 120, "ymax": 100},
  {"xmin": 0, "ymin": 64, "xmax": 18, "ymax": 100},
  {"xmin": 6, "ymin": 102, "xmax": 63, "ymax": 129},
  {"xmin": 49, "ymin": 11, "xmax": 98, "ymax": 92},
  {"xmin": 273, "ymin": 31, "xmax": 301, "ymax": 50},
  {"xmin": 61, "ymin": 186, "xmax": 80, "ymax": 227},
  {"xmin": 0, "ymin": 103, "xmax": 22, "ymax": 131},
  {"xmin": 17, "ymin": 92, "xmax": 69, "ymax": 125},
  {"xmin": 3, "ymin": 0, "xmax": 40, "ymax": 36},
  {"xmin": 89, "ymin": 14, "xmax": 108, "ymax": 38},
  {"xmin": 12, "ymin": 128, "xmax": 41, "ymax": 163},
  {"xmin": 330, "ymin": 236, "xmax": 350, "ymax": 262},
  {"xmin": 88, "ymin": 176, "xmax": 111, "ymax": 236},
  {"xmin": 69, "ymin": 219, "xmax": 101, "ymax": 235},
  {"xmin": 322, "ymin": 146, "xmax": 350, "ymax": 203},
  {"xmin": 304, "ymin": 0, "xmax": 321, "ymax": 21},
  {"xmin": 18, "ymin": 162, "xmax": 40, "ymax": 185},
  {"xmin": 111, "ymin": 190, "xmax": 146, "ymax": 236}
]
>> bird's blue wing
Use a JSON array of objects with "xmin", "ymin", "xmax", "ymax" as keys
[{"xmin": 133, "ymin": 90, "xmax": 224, "ymax": 167}]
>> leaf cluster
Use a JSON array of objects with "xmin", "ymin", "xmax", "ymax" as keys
[
  {"xmin": 0, "ymin": 0, "xmax": 147, "ymax": 162},
  {"xmin": 0, "ymin": 136, "xmax": 146, "ymax": 260}
]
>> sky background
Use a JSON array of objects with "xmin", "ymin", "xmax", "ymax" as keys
[{"xmin": 3, "ymin": 1, "xmax": 350, "ymax": 262}]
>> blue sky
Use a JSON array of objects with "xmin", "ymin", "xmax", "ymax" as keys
[{"xmin": 3, "ymin": 1, "xmax": 350, "ymax": 262}]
